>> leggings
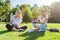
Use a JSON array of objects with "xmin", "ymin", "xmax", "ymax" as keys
[{"xmin": 6, "ymin": 24, "xmax": 27, "ymax": 31}]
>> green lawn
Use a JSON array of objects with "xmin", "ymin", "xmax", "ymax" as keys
[{"xmin": 0, "ymin": 23, "xmax": 60, "ymax": 40}]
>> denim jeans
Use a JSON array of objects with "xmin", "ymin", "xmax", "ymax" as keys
[{"xmin": 39, "ymin": 24, "xmax": 47, "ymax": 31}]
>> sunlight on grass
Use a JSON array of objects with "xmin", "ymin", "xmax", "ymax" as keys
[{"xmin": 0, "ymin": 23, "xmax": 60, "ymax": 40}]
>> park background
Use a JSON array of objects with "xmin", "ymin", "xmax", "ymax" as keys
[
  {"xmin": 0, "ymin": 0, "xmax": 60, "ymax": 23},
  {"xmin": 0, "ymin": 0, "xmax": 60, "ymax": 40}
]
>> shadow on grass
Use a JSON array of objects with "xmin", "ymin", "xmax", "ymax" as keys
[
  {"xmin": 19, "ymin": 31, "xmax": 45, "ymax": 40},
  {"xmin": 0, "ymin": 30, "xmax": 11, "ymax": 35}
]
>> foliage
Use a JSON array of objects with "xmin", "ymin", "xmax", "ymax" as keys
[
  {"xmin": 0, "ymin": 1, "xmax": 51, "ymax": 22},
  {"xmin": 20, "ymin": 4, "xmax": 32, "ymax": 22},
  {"xmin": 31, "ymin": 4, "xmax": 40, "ymax": 18},
  {"xmin": 0, "ymin": 0, "xmax": 10, "ymax": 22},
  {"xmin": 20, "ymin": 4, "xmax": 40, "ymax": 22}
]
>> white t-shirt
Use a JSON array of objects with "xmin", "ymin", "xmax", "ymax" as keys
[
  {"xmin": 11, "ymin": 15, "xmax": 22, "ymax": 26},
  {"xmin": 38, "ymin": 15, "xmax": 49, "ymax": 25}
]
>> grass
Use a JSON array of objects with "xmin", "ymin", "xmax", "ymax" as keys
[{"xmin": 0, "ymin": 23, "xmax": 60, "ymax": 40}]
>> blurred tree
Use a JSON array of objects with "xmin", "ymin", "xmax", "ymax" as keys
[
  {"xmin": 0, "ymin": 0, "xmax": 10, "ymax": 22},
  {"xmin": 0, "ymin": 0, "xmax": 51, "ymax": 23},
  {"xmin": 41, "ymin": 6, "xmax": 51, "ymax": 17},
  {"xmin": 20, "ymin": 4, "xmax": 32, "ymax": 22},
  {"xmin": 50, "ymin": 2, "xmax": 60, "ymax": 17},
  {"xmin": 49, "ymin": 2, "xmax": 60, "ymax": 23},
  {"xmin": 20, "ymin": 4, "xmax": 40, "ymax": 22},
  {"xmin": 31, "ymin": 4, "xmax": 40, "ymax": 18}
]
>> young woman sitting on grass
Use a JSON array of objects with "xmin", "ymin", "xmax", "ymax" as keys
[
  {"xmin": 28, "ymin": 10, "xmax": 49, "ymax": 33},
  {"xmin": 6, "ymin": 10, "xmax": 27, "ymax": 31},
  {"xmin": 38, "ymin": 10, "xmax": 49, "ymax": 31}
]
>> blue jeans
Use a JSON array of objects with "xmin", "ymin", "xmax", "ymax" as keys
[{"xmin": 39, "ymin": 24, "xmax": 47, "ymax": 31}]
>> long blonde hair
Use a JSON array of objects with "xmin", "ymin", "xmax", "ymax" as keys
[{"xmin": 15, "ymin": 10, "xmax": 22, "ymax": 18}]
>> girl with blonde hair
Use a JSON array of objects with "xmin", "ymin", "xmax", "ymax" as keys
[{"xmin": 6, "ymin": 10, "xmax": 27, "ymax": 31}]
